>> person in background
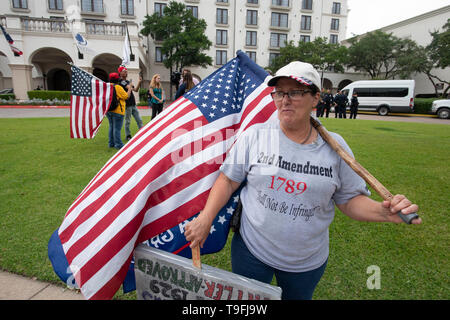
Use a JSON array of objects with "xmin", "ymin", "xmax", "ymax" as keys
[
  {"xmin": 334, "ymin": 90, "xmax": 348, "ymax": 119},
  {"xmin": 118, "ymin": 66, "xmax": 143, "ymax": 141},
  {"xmin": 322, "ymin": 89, "xmax": 333, "ymax": 118},
  {"xmin": 349, "ymin": 92, "xmax": 359, "ymax": 119},
  {"xmin": 179, "ymin": 68, "xmax": 199, "ymax": 87},
  {"xmin": 184, "ymin": 61, "xmax": 420, "ymax": 300},
  {"xmin": 106, "ymin": 72, "xmax": 132, "ymax": 150},
  {"xmin": 175, "ymin": 72, "xmax": 195, "ymax": 100},
  {"xmin": 316, "ymin": 88, "xmax": 326, "ymax": 117},
  {"xmin": 148, "ymin": 74, "xmax": 165, "ymax": 121}
]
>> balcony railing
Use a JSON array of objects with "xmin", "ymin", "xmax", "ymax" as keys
[
  {"xmin": 21, "ymin": 17, "xmax": 70, "ymax": 33},
  {"xmin": 19, "ymin": 17, "xmax": 125, "ymax": 36},
  {"xmin": 85, "ymin": 21, "xmax": 124, "ymax": 36}
]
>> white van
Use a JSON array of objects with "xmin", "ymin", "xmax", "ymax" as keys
[{"xmin": 341, "ymin": 80, "xmax": 415, "ymax": 116}]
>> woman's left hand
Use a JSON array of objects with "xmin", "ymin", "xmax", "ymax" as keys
[{"xmin": 382, "ymin": 194, "xmax": 422, "ymax": 224}]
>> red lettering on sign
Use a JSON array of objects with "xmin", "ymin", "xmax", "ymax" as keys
[{"xmin": 204, "ymin": 280, "xmax": 215, "ymax": 298}]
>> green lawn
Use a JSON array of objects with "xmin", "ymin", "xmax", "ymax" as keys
[{"xmin": 0, "ymin": 116, "xmax": 448, "ymax": 300}]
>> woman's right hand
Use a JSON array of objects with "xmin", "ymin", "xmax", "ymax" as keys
[{"xmin": 184, "ymin": 212, "xmax": 212, "ymax": 249}]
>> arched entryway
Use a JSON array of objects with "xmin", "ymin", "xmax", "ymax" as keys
[
  {"xmin": 92, "ymin": 53, "xmax": 122, "ymax": 82},
  {"xmin": 338, "ymin": 79, "xmax": 352, "ymax": 91},
  {"xmin": 30, "ymin": 47, "xmax": 73, "ymax": 90},
  {"xmin": 47, "ymin": 68, "xmax": 71, "ymax": 90},
  {"xmin": 322, "ymin": 78, "xmax": 332, "ymax": 90}
]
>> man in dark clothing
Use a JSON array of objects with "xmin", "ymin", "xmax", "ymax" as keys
[
  {"xmin": 349, "ymin": 93, "xmax": 359, "ymax": 119},
  {"xmin": 323, "ymin": 89, "xmax": 333, "ymax": 118},
  {"xmin": 316, "ymin": 88, "xmax": 326, "ymax": 117},
  {"xmin": 334, "ymin": 91, "xmax": 348, "ymax": 119}
]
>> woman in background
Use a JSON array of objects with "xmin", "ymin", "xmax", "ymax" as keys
[
  {"xmin": 148, "ymin": 74, "xmax": 165, "ymax": 120},
  {"xmin": 175, "ymin": 71, "xmax": 195, "ymax": 100}
]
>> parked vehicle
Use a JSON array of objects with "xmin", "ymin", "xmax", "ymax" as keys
[
  {"xmin": 0, "ymin": 88, "xmax": 13, "ymax": 94},
  {"xmin": 431, "ymin": 99, "xmax": 450, "ymax": 119},
  {"xmin": 341, "ymin": 80, "xmax": 415, "ymax": 116}
]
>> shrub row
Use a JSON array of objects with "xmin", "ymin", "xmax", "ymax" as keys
[
  {"xmin": 0, "ymin": 94, "xmax": 15, "ymax": 100},
  {"xmin": 28, "ymin": 90, "xmax": 71, "ymax": 101},
  {"xmin": 414, "ymin": 98, "xmax": 440, "ymax": 114}
]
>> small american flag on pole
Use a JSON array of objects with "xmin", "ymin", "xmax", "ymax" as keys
[
  {"xmin": 70, "ymin": 65, "xmax": 113, "ymax": 139},
  {"xmin": 0, "ymin": 25, "xmax": 23, "ymax": 56},
  {"xmin": 57, "ymin": 51, "xmax": 277, "ymax": 299}
]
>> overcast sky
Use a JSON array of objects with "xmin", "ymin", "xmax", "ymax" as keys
[{"xmin": 345, "ymin": 0, "xmax": 449, "ymax": 39}]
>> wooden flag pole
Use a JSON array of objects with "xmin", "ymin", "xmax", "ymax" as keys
[
  {"xmin": 191, "ymin": 246, "xmax": 202, "ymax": 269},
  {"xmin": 310, "ymin": 116, "xmax": 419, "ymax": 224}
]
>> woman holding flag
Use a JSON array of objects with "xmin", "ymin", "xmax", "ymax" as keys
[{"xmin": 185, "ymin": 61, "xmax": 420, "ymax": 300}]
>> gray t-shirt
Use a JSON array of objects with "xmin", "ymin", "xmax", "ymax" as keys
[{"xmin": 220, "ymin": 120, "xmax": 370, "ymax": 272}]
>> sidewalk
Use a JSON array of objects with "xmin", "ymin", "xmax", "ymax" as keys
[{"xmin": 0, "ymin": 271, "xmax": 84, "ymax": 300}]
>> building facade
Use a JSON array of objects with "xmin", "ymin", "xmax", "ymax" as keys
[
  {"xmin": 149, "ymin": 0, "xmax": 349, "ymax": 85},
  {"xmin": 366, "ymin": 5, "xmax": 449, "ymax": 96},
  {"xmin": 0, "ymin": 0, "xmax": 348, "ymax": 100},
  {"xmin": 0, "ymin": 0, "xmax": 148, "ymax": 100}
]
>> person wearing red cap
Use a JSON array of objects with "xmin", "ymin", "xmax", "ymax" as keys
[
  {"xmin": 106, "ymin": 72, "xmax": 132, "ymax": 149},
  {"xmin": 118, "ymin": 66, "xmax": 143, "ymax": 141}
]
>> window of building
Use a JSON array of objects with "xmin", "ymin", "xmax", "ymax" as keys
[
  {"xmin": 247, "ymin": 0, "xmax": 258, "ymax": 4},
  {"xmin": 216, "ymin": 50, "xmax": 227, "ymax": 65},
  {"xmin": 246, "ymin": 51, "xmax": 257, "ymax": 62},
  {"xmin": 81, "ymin": 0, "xmax": 104, "ymax": 13},
  {"xmin": 271, "ymin": 12, "xmax": 288, "ymax": 28},
  {"xmin": 330, "ymin": 34, "xmax": 338, "ymax": 44},
  {"xmin": 331, "ymin": 18, "xmax": 339, "ymax": 31},
  {"xmin": 216, "ymin": 29, "xmax": 228, "ymax": 45},
  {"xmin": 13, "ymin": 0, "xmax": 28, "ymax": 9},
  {"xmin": 155, "ymin": 47, "xmax": 166, "ymax": 62},
  {"xmin": 186, "ymin": 6, "xmax": 199, "ymax": 18},
  {"xmin": 300, "ymin": 35, "xmax": 310, "ymax": 42},
  {"xmin": 85, "ymin": 18, "xmax": 105, "ymax": 34},
  {"xmin": 48, "ymin": 0, "xmax": 63, "ymax": 10},
  {"xmin": 121, "ymin": 0, "xmax": 134, "ymax": 15},
  {"xmin": 246, "ymin": 10, "xmax": 258, "ymax": 25},
  {"xmin": 270, "ymin": 33, "xmax": 287, "ymax": 48},
  {"xmin": 217, "ymin": 0, "xmax": 228, "ymax": 3},
  {"xmin": 246, "ymin": 31, "xmax": 257, "ymax": 46},
  {"xmin": 301, "ymin": 15, "xmax": 311, "ymax": 30},
  {"xmin": 154, "ymin": 3, "xmax": 167, "ymax": 16},
  {"xmin": 269, "ymin": 52, "xmax": 279, "ymax": 65},
  {"xmin": 272, "ymin": 0, "xmax": 289, "ymax": 7},
  {"xmin": 302, "ymin": 0, "xmax": 313, "ymax": 10},
  {"xmin": 216, "ymin": 8, "xmax": 228, "ymax": 24},
  {"xmin": 332, "ymin": 2, "xmax": 341, "ymax": 14}
]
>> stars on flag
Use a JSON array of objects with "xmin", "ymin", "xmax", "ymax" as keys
[
  {"xmin": 185, "ymin": 58, "xmax": 261, "ymax": 123},
  {"xmin": 71, "ymin": 66, "xmax": 93, "ymax": 97}
]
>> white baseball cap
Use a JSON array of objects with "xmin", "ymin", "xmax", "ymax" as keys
[{"xmin": 268, "ymin": 61, "xmax": 321, "ymax": 91}]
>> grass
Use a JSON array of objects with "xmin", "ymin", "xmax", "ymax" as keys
[{"xmin": 0, "ymin": 116, "xmax": 449, "ymax": 300}]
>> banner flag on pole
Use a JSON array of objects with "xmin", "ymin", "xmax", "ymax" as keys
[
  {"xmin": 49, "ymin": 51, "xmax": 277, "ymax": 299},
  {"xmin": 121, "ymin": 27, "xmax": 131, "ymax": 66},
  {"xmin": 0, "ymin": 25, "xmax": 23, "ymax": 56},
  {"xmin": 70, "ymin": 65, "xmax": 113, "ymax": 139}
]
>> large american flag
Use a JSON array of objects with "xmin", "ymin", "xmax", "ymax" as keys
[
  {"xmin": 58, "ymin": 51, "xmax": 277, "ymax": 299},
  {"xmin": 70, "ymin": 65, "xmax": 113, "ymax": 139}
]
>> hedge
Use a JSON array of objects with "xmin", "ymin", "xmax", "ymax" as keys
[
  {"xmin": 27, "ymin": 90, "xmax": 71, "ymax": 101},
  {"xmin": 414, "ymin": 98, "xmax": 440, "ymax": 114},
  {"xmin": 0, "ymin": 94, "xmax": 15, "ymax": 100}
]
